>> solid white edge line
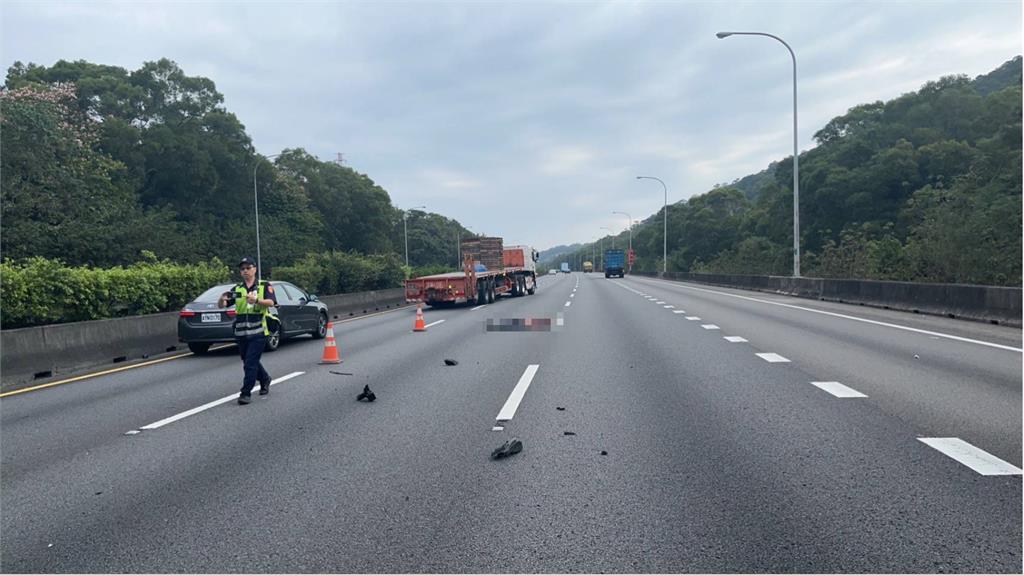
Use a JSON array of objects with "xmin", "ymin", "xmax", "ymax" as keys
[
  {"xmin": 495, "ymin": 364, "xmax": 540, "ymax": 422},
  {"xmin": 140, "ymin": 371, "xmax": 304, "ymax": 430},
  {"xmin": 756, "ymin": 353, "xmax": 790, "ymax": 363},
  {"xmin": 471, "ymin": 304, "xmax": 487, "ymax": 311},
  {"xmin": 423, "ymin": 319, "xmax": 446, "ymax": 328},
  {"xmin": 634, "ymin": 277, "xmax": 1022, "ymax": 353},
  {"xmin": 918, "ymin": 438, "xmax": 1023, "ymax": 475},
  {"xmin": 810, "ymin": 381, "xmax": 867, "ymax": 398}
]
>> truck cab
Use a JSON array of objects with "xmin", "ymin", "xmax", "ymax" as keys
[
  {"xmin": 560, "ymin": 262, "xmax": 571, "ymax": 274},
  {"xmin": 583, "ymin": 261, "xmax": 593, "ymax": 273}
]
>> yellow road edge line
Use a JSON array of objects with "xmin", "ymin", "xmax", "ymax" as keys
[{"xmin": 0, "ymin": 304, "xmax": 414, "ymax": 398}]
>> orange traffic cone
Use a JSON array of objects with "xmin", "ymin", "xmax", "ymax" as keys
[
  {"xmin": 413, "ymin": 303, "xmax": 427, "ymax": 332},
  {"xmin": 319, "ymin": 321, "xmax": 342, "ymax": 364}
]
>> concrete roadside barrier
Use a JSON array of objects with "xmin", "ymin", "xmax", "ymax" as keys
[
  {"xmin": 1, "ymin": 287, "xmax": 408, "ymax": 390},
  {"xmin": 634, "ymin": 272, "xmax": 1021, "ymax": 328}
]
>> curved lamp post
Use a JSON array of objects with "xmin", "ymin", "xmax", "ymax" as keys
[
  {"xmin": 636, "ymin": 176, "xmax": 668, "ymax": 274},
  {"xmin": 716, "ymin": 31, "xmax": 800, "ymax": 277},
  {"xmin": 253, "ymin": 153, "xmax": 283, "ymax": 281},
  {"xmin": 404, "ymin": 205, "xmax": 426, "ymax": 267}
]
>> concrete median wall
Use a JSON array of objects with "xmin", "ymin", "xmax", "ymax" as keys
[
  {"xmin": 632, "ymin": 272, "xmax": 1021, "ymax": 327},
  {"xmin": 1, "ymin": 287, "xmax": 407, "ymax": 390}
]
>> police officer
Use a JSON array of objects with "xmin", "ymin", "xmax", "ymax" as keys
[{"xmin": 219, "ymin": 257, "xmax": 278, "ymax": 404}]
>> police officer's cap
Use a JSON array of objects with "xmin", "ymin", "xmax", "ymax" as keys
[{"xmin": 238, "ymin": 256, "xmax": 257, "ymax": 268}]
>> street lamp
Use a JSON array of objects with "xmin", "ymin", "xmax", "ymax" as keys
[
  {"xmin": 716, "ymin": 30, "xmax": 800, "ymax": 277},
  {"xmin": 612, "ymin": 210, "xmax": 632, "ymax": 263},
  {"xmin": 600, "ymin": 226, "xmax": 616, "ymax": 250},
  {"xmin": 403, "ymin": 205, "xmax": 426, "ymax": 267},
  {"xmin": 253, "ymin": 152, "xmax": 283, "ymax": 281},
  {"xmin": 457, "ymin": 224, "xmax": 472, "ymax": 268},
  {"xmin": 636, "ymin": 176, "xmax": 668, "ymax": 274}
]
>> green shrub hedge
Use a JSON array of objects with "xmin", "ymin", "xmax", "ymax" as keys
[
  {"xmin": 273, "ymin": 251, "xmax": 404, "ymax": 297},
  {"xmin": 1, "ymin": 256, "xmax": 230, "ymax": 329}
]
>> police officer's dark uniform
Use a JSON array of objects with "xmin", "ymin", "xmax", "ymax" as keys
[{"xmin": 220, "ymin": 257, "xmax": 278, "ymax": 405}]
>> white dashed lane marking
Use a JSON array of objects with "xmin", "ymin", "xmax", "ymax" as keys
[
  {"xmin": 565, "ymin": 301, "xmax": 572, "ymax": 307},
  {"xmin": 756, "ymin": 353, "xmax": 790, "ymax": 363},
  {"xmin": 918, "ymin": 438, "xmax": 1023, "ymax": 475},
  {"xmin": 811, "ymin": 381, "xmax": 867, "ymax": 398},
  {"xmin": 685, "ymin": 316, "xmax": 701, "ymax": 321},
  {"xmin": 663, "ymin": 305, "xmax": 674, "ymax": 309},
  {"xmin": 672, "ymin": 310, "xmax": 686, "ymax": 314},
  {"xmin": 495, "ymin": 365, "xmax": 541, "ymax": 422},
  {"xmin": 701, "ymin": 324, "xmax": 720, "ymax": 330},
  {"xmin": 723, "ymin": 336, "xmax": 748, "ymax": 343},
  {"xmin": 138, "ymin": 371, "xmax": 305, "ymax": 431}
]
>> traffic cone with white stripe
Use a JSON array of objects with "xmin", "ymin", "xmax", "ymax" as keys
[
  {"xmin": 319, "ymin": 321, "xmax": 342, "ymax": 364},
  {"xmin": 413, "ymin": 303, "xmax": 427, "ymax": 332}
]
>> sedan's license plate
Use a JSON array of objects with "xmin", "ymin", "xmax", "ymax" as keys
[{"xmin": 201, "ymin": 313, "xmax": 221, "ymax": 323}]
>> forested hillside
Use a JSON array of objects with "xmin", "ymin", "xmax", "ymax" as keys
[
  {"xmin": 575, "ymin": 56, "xmax": 1022, "ymax": 286},
  {"xmin": 1, "ymin": 58, "xmax": 470, "ymax": 272}
]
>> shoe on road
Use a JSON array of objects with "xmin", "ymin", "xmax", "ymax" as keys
[
  {"xmin": 238, "ymin": 394, "xmax": 252, "ymax": 405},
  {"xmin": 491, "ymin": 438, "xmax": 523, "ymax": 459}
]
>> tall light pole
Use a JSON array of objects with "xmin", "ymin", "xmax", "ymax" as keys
[
  {"xmin": 636, "ymin": 176, "xmax": 668, "ymax": 275},
  {"xmin": 716, "ymin": 31, "xmax": 800, "ymax": 277},
  {"xmin": 253, "ymin": 152, "xmax": 283, "ymax": 281},
  {"xmin": 403, "ymin": 205, "xmax": 426, "ymax": 267},
  {"xmin": 600, "ymin": 226, "xmax": 616, "ymax": 250},
  {"xmin": 457, "ymin": 224, "xmax": 472, "ymax": 268},
  {"xmin": 613, "ymin": 211, "xmax": 633, "ymax": 273}
]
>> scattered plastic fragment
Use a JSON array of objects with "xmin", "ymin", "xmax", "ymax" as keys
[
  {"xmin": 491, "ymin": 438, "xmax": 523, "ymax": 459},
  {"xmin": 563, "ymin": 431, "xmax": 576, "ymax": 436},
  {"xmin": 444, "ymin": 359, "xmax": 458, "ymax": 366},
  {"xmin": 556, "ymin": 407, "xmax": 566, "ymax": 411},
  {"xmin": 330, "ymin": 371, "xmax": 354, "ymax": 376},
  {"xmin": 356, "ymin": 385, "xmax": 376, "ymax": 402},
  {"xmin": 600, "ymin": 450, "xmax": 608, "ymax": 456}
]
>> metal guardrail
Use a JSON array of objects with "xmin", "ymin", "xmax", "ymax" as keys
[{"xmin": 1, "ymin": 288, "xmax": 407, "ymax": 389}]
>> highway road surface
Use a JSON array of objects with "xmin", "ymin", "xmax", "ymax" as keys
[{"xmin": 2, "ymin": 272, "xmax": 1021, "ymax": 573}]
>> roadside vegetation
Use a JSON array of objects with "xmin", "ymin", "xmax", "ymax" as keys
[{"xmin": 559, "ymin": 57, "xmax": 1022, "ymax": 286}]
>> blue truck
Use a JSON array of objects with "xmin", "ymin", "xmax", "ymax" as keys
[{"xmin": 604, "ymin": 249, "xmax": 625, "ymax": 278}]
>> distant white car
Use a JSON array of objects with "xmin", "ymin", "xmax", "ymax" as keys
[{"xmin": 548, "ymin": 269, "xmax": 558, "ymax": 275}]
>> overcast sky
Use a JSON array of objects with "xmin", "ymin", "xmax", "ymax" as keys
[{"xmin": 3, "ymin": 1, "xmax": 1021, "ymax": 251}]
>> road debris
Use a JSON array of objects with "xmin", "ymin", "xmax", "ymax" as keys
[
  {"xmin": 600, "ymin": 450, "xmax": 608, "ymax": 456},
  {"xmin": 356, "ymin": 385, "xmax": 376, "ymax": 402},
  {"xmin": 444, "ymin": 359, "xmax": 459, "ymax": 366},
  {"xmin": 491, "ymin": 438, "xmax": 523, "ymax": 459},
  {"xmin": 556, "ymin": 406, "xmax": 566, "ymax": 411},
  {"xmin": 563, "ymin": 431, "xmax": 576, "ymax": 436},
  {"xmin": 330, "ymin": 371, "xmax": 354, "ymax": 376}
]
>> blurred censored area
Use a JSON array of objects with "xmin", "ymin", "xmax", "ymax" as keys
[{"xmin": 485, "ymin": 314, "xmax": 564, "ymax": 332}]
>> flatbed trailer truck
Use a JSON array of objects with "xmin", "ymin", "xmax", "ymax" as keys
[{"xmin": 405, "ymin": 241, "xmax": 539, "ymax": 307}]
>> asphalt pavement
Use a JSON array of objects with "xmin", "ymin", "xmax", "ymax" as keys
[{"xmin": 2, "ymin": 272, "xmax": 1020, "ymax": 573}]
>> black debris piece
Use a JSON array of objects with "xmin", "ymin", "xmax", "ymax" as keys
[
  {"xmin": 491, "ymin": 438, "xmax": 523, "ymax": 459},
  {"xmin": 556, "ymin": 407, "xmax": 566, "ymax": 411},
  {"xmin": 356, "ymin": 385, "xmax": 376, "ymax": 402},
  {"xmin": 444, "ymin": 359, "xmax": 459, "ymax": 366},
  {"xmin": 600, "ymin": 450, "xmax": 608, "ymax": 456},
  {"xmin": 330, "ymin": 371, "xmax": 354, "ymax": 376},
  {"xmin": 563, "ymin": 431, "xmax": 576, "ymax": 436}
]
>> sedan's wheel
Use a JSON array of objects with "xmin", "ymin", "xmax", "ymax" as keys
[
  {"xmin": 266, "ymin": 329, "xmax": 281, "ymax": 351},
  {"xmin": 312, "ymin": 313, "xmax": 328, "ymax": 339},
  {"xmin": 188, "ymin": 342, "xmax": 211, "ymax": 355}
]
